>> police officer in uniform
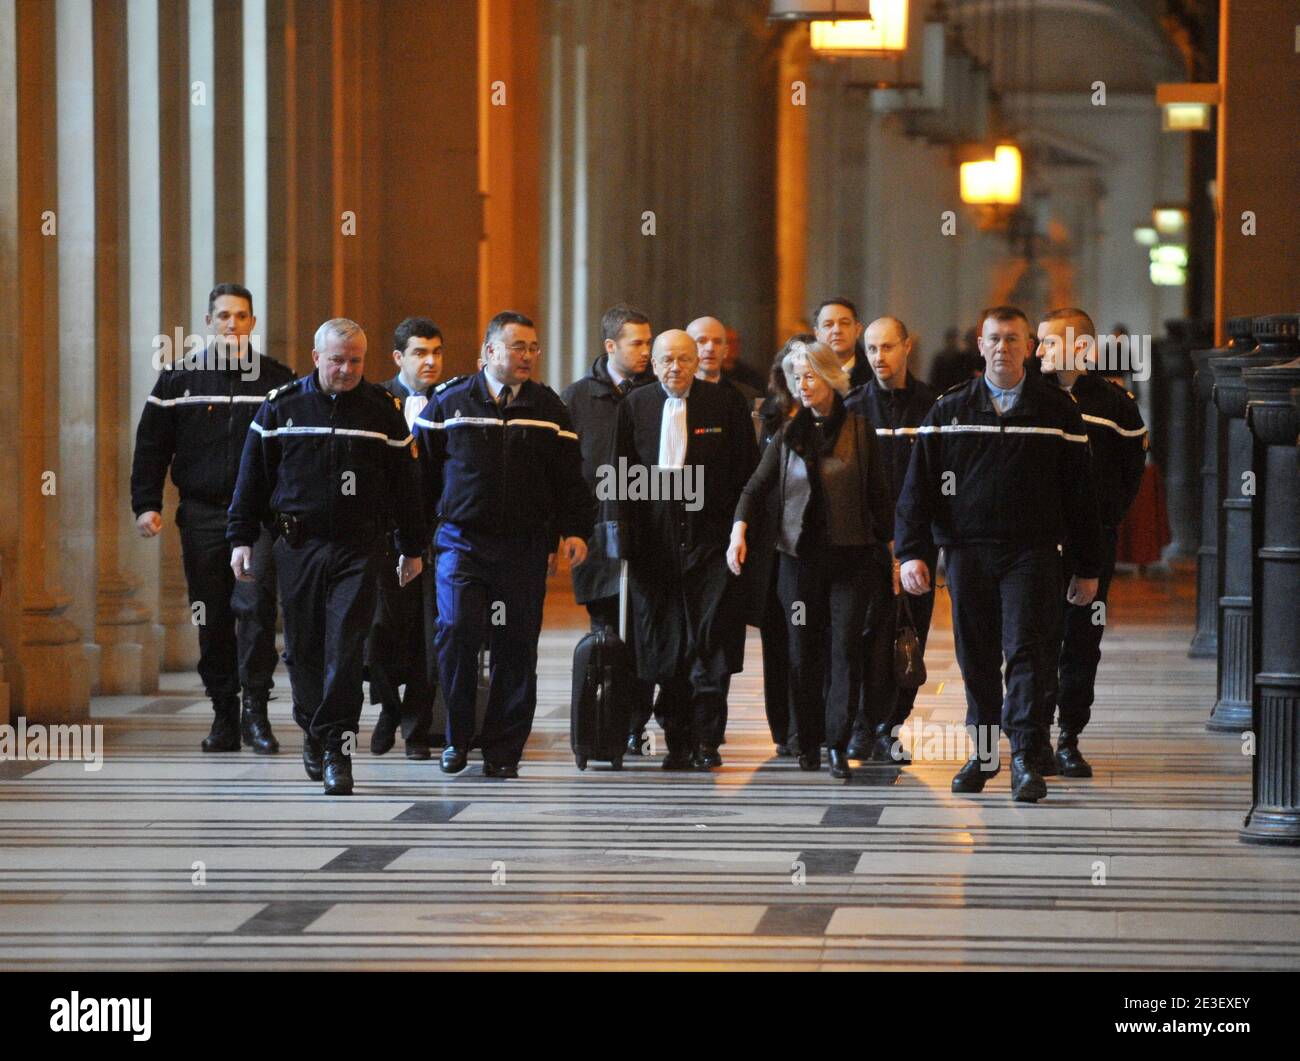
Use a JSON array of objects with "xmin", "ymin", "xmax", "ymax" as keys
[
  {"xmin": 1035, "ymin": 308, "xmax": 1148, "ymax": 777},
  {"xmin": 131, "ymin": 282, "xmax": 294, "ymax": 754},
  {"xmin": 896, "ymin": 306, "xmax": 1104, "ymax": 802},
  {"xmin": 562, "ymin": 304, "xmax": 657, "ymax": 754},
  {"xmin": 366, "ymin": 317, "xmax": 445, "ymax": 760},
  {"xmin": 228, "ymin": 318, "xmax": 426, "ymax": 796},
  {"xmin": 845, "ymin": 315, "xmax": 937, "ymax": 764},
  {"xmin": 415, "ymin": 311, "xmax": 591, "ymax": 779}
]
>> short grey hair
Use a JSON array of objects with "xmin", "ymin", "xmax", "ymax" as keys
[
  {"xmin": 782, "ymin": 339, "xmax": 849, "ymax": 397},
  {"xmin": 314, "ymin": 317, "xmax": 365, "ymax": 351}
]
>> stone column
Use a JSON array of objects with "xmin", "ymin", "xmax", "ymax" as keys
[
  {"xmin": 1154, "ymin": 318, "xmax": 1213, "ymax": 559},
  {"xmin": 1207, "ymin": 317, "xmax": 1297, "ymax": 732},
  {"xmin": 4, "ymin": 0, "xmax": 90, "ymax": 720},
  {"xmin": 1239, "ymin": 321, "xmax": 1300, "ymax": 845},
  {"xmin": 93, "ymin": 0, "xmax": 158, "ymax": 693},
  {"xmin": 1189, "ymin": 316, "xmax": 1255, "ymax": 658}
]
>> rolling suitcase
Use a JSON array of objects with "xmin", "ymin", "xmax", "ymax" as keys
[{"xmin": 569, "ymin": 561, "xmax": 632, "ymax": 770}]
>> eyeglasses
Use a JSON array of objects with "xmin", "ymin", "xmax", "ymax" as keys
[{"xmin": 498, "ymin": 341, "xmax": 542, "ymax": 356}]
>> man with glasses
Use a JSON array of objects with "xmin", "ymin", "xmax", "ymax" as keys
[{"xmin": 414, "ymin": 311, "xmax": 592, "ymax": 778}]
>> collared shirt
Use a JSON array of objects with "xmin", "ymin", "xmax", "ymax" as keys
[
  {"xmin": 484, "ymin": 371, "xmax": 517, "ymax": 407},
  {"xmin": 658, "ymin": 381, "xmax": 691, "ymax": 469},
  {"xmin": 607, "ymin": 362, "xmax": 627, "ymax": 391},
  {"xmin": 392, "ymin": 374, "xmax": 429, "ymax": 429},
  {"xmin": 983, "ymin": 372, "xmax": 1026, "ymax": 415}
]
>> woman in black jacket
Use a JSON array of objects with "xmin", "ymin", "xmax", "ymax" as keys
[{"xmin": 727, "ymin": 339, "xmax": 893, "ymax": 779}]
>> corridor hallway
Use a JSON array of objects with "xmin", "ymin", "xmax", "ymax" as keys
[{"xmin": 1, "ymin": 565, "xmax": 1295, "ymax": 971}]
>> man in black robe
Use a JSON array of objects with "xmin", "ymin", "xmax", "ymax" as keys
[{"xmin": 607, "ymin": 329, "xmax": 758, "ymax": 769}]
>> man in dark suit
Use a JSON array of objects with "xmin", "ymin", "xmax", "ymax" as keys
[
  {"xmin": 562, "ymin": 304, "xmax": 657, "ymax": 754},
  {"xmin": 607, "ymin": 330, "xmax": 758, "ymax": 769},
  {"xmin": 366, "ymin": 316, "xmax": 444, "ymax": 760},
  {"xmin": 815, "ymin": 297, "xmax": 873, "ymax": 390}
]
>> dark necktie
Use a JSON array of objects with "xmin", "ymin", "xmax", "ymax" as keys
[{"xmin": 497, "ymin": 386, "xmax": 512, "ymax": 411}]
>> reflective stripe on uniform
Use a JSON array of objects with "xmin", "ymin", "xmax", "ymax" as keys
[
  {"xmin": 915, "ymin": 423, "xmax": 1088, "ymax": 443},
  {"xmin": 251, "ymin": 422, "xmax": 412, "ymax": 447},
  {"xmin": 874, "ymin": 427, "xmax": 921, "ymax": 437},
  {"xmin": 413, "ymin": 415, "xmax": 578, "ymax": 440},
  {"xmin": 1081, "ymin": 413, "xmax": 1148, "ymax": 438},
  {"xmin": 147, "ymin": 394, "xmax": 266, "ymax": 406}
]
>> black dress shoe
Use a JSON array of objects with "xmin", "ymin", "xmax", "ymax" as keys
[
  {"xmin": 483, "ymin": 760, "xmax": 519, "ymax": 779},
  {"xmin": 661, "ymin": 750, "xmax": 694, "ymax": 770},
  {"xmin": 369, "ymin": 708, "xmax": 399, "ymax": 756},
  {"xmin": 1031, "ymin": 743, "xmax": 1058, "ymax": 777},
  {"xmin": 798, "ymin": 752, "xmax": 821, "ymax": 771},
  {"xmin": 694, "ymin": 747, "xmax": 722, "ymax": 769},
  {"xmin": 302, "ymin": 735, "xmax": 324, "ymax": 781},
  {"xmin": 202, "ymin": 698, "xmax": 241, "ymax": 753},
  {"xmin": 845, "ymin": 737, "xmax": 873, "ymax": 761},
  {"xmin": 626, "ymin": 730, "xmax": 645, "ymax": 756},
  {"xmin": 322, "ymin": 748, "xmax": 353, "ymax": 796},
  {"xmin": 870, "ymin": 733, "xmax": 910, "ymax": 765},
  {"xmin": 405, "ymin": 741, "xmax": 432, "ymax": 761},
  {"xmin": 240, "ymin": 692, "xmax": 280, "ymax": 754},
  {"xmin": 951, "ymin": 756, "xmax": 999, "ymax": 793},
  {"xmin": 1055, "ymin": 743, "xmax": 1093, "ymax": 778},
  {"xmin": 1010, "ymin": 752, "xmax": 1047, "ymax": 803},
  {"xmin": 440, "ymin": 746, "xmax": 469, "ymax": 774},
  {"xmin": 774, "ymin": 743, "xmax": 792, "ymax": 758},
  {"xmin": 828, "ymin": 748, "xmax": 852, "ymax": 780}
]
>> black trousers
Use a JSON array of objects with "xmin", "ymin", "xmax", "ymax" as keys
[
  {"xmin": 1045, "ymin": 528, "xmax": 1118, "ymax": 741},
  {"xmin": 777, "ymin": 549, "xmax": 883, "ymax": 753},
  {"xmin": 759, "ymin": 579, "xmax": 793, "ymax": 745},
  {"xmin": 177, "ymin": 499, "xmax": 277, "ymax": 701},
  {"xmin": 365, "ymin": 541, "xmax": 435, "ymax": 743},
  {"xmin": 946, "ymin": 543, "xmax": 1063, "ymax": 755},
  {"xmin": 587, "ymin": 595, "xmax": 655, "ymax": 736},
  {"xmin": 859, "ymin": 579, "xmax": 936, "ymax": 737},
  {"xmin": 274, "ymin": 536, "xmax": 381, "ymax": 747}
]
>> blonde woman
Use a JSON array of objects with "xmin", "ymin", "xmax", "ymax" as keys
[{"xmin": 727, "ymin": 340, "xmax": 893, "ymax": 779}]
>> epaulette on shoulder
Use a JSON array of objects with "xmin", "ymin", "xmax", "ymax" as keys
[
  {"xmin": 434, "ymin": 374, "xmax": 468, "ymax": 395},
  {"xmin": 266, "ymin": 375, "xmax": 306, "ymax": 402},
  {"xmin": 940, "ymin": 380, "xmax": 969, "ymax": 398}
]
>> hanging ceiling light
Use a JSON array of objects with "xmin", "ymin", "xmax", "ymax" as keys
[
  {"xmin": 960, "ymin": 144, "xmax": 1022, "ymax": 206},
  {"xmin": 769, "ymin": 1, "xmax": 909, "ymax": 57}
]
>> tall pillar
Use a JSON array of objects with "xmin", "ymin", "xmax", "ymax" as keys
[
  {"xmin": 1207, "ymin": 317, "xmax": 1297, "ymax": 732},
  {"xmin": 1153, "ymin": 318, "xmax": 1213, "ymax": 559},
  {"xmin": 93, "ymin": 0, "xmax": 158, "ymax": 693},
  {"xmin": 8, "ymin": 0, "xmax": 89, "ymax": 720},
  {"xmin": 1189, "ymin": 316, "xmax": 1254, "ymax": 657},
  {"xmin": 1239, "ymin": 319, "xmax": 1300, "ymax": 845}
]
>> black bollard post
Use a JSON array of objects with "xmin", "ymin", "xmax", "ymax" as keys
[
  {"xmin": 1155, "ymin": 320, "xmax": 1214, "ymax": 559},
  {"xmin": 1189, "ymin": 318, "xmax": 1256, "ymax": 658},
  {"xmin": 1207, "ymin": 316, "xmax": 1299, "ymax": 732},
  {"xmin": 1239, "ymin": 319, "xmax": 1300, "ymax": 845}
]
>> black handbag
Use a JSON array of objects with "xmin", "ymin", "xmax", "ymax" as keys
[{"xmin": 894, "ymin": 592, "xmax": 927, "ymax": 689}]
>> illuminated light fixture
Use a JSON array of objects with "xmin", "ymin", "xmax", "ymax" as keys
[
  {"xmin": 809, "ymin": 3, "xmax": 908, "ymax": 56},
  {"xmin": 1163, "ymin": 102, "xmax": 1212, "ymax": 132},
  {"xmin": 1150, "ymin": 244, "xmax": 1189, "ymax": 269},
  {"xmin": 1133, "ymin": 226, "xmax": 1158, "ymax": 247},
  {"xmin": 1150, "ymin": 261, "xmax": 1186, "ymax": 286},
  {"xmin": 960, "ymin": 144, "xmax": 1022, "ymax": 206},
  {"xmin": 1153, "ymin": 205, "xmax": 1189, "ymax": 237},
  {"xmin": 1156, "ymin": 82, "xmax": 1219, "ymax": 133}
]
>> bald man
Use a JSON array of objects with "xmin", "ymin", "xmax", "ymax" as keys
[
  {"xmin": 606, "ymin": 330, "xmax": 759, "ymax": 768},
  {"xmin": 846, "ymin": 316, "xmax": 938, "ymax": 763},
  {"xmin": 688, "ymin": 315, "xmax": 761, "ymax": 408}
]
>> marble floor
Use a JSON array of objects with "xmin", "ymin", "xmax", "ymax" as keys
[{"xmin": 1, "ymin": 565, "xmax": 1297, "ymax": 971}]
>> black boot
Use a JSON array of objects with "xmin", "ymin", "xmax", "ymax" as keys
[
  {"xmin": 240, "ymin": 692, "xmax": 280, "ymax": 754},
  {"xmin": 1010, "ymin": 751, "xmax": 1047, "ymax": 803},
  {"xmin": 1055, "ymin": 738, "xmax": 1093, "ymax": 778},
  {"xmin": 201, "ymin": 697, "xmax": 241, "ymax": 753},
  {"xmin": 302, "ymin": 734, "xmax": 324, "ymax": 781},
  {"xmin": 951, "ymin": 756, "xmax": 998, "ymax": 793},
  {"xmin": 828, "ymin": 748, "xmax": 852, "ymax": 780},
  {"xmin": 323, "ymin": 746, "xmax": 353, "ymax": 796},
  {"xmin": 871, "ymin": 723, "xmax": 911, "ymax": 765}
]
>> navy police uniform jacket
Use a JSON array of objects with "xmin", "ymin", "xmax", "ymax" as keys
[
  {"xmin": 1061, "ymin": 373, "xmax": 1148, "ymax": 529},
  {"xmin": 131, "ymin": 353, "xmax": 295, "ymax": 515},
  {"xmin": 414, "ymin": 371, "xmax": 593, "ymax": 543},
  {"xmin": 895, "ymin": 373, "xmax": 1105, "ymax": 578},
  {"xmin": 226, "ymin": 372, "xmax": 426, "ymax": 556}
]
